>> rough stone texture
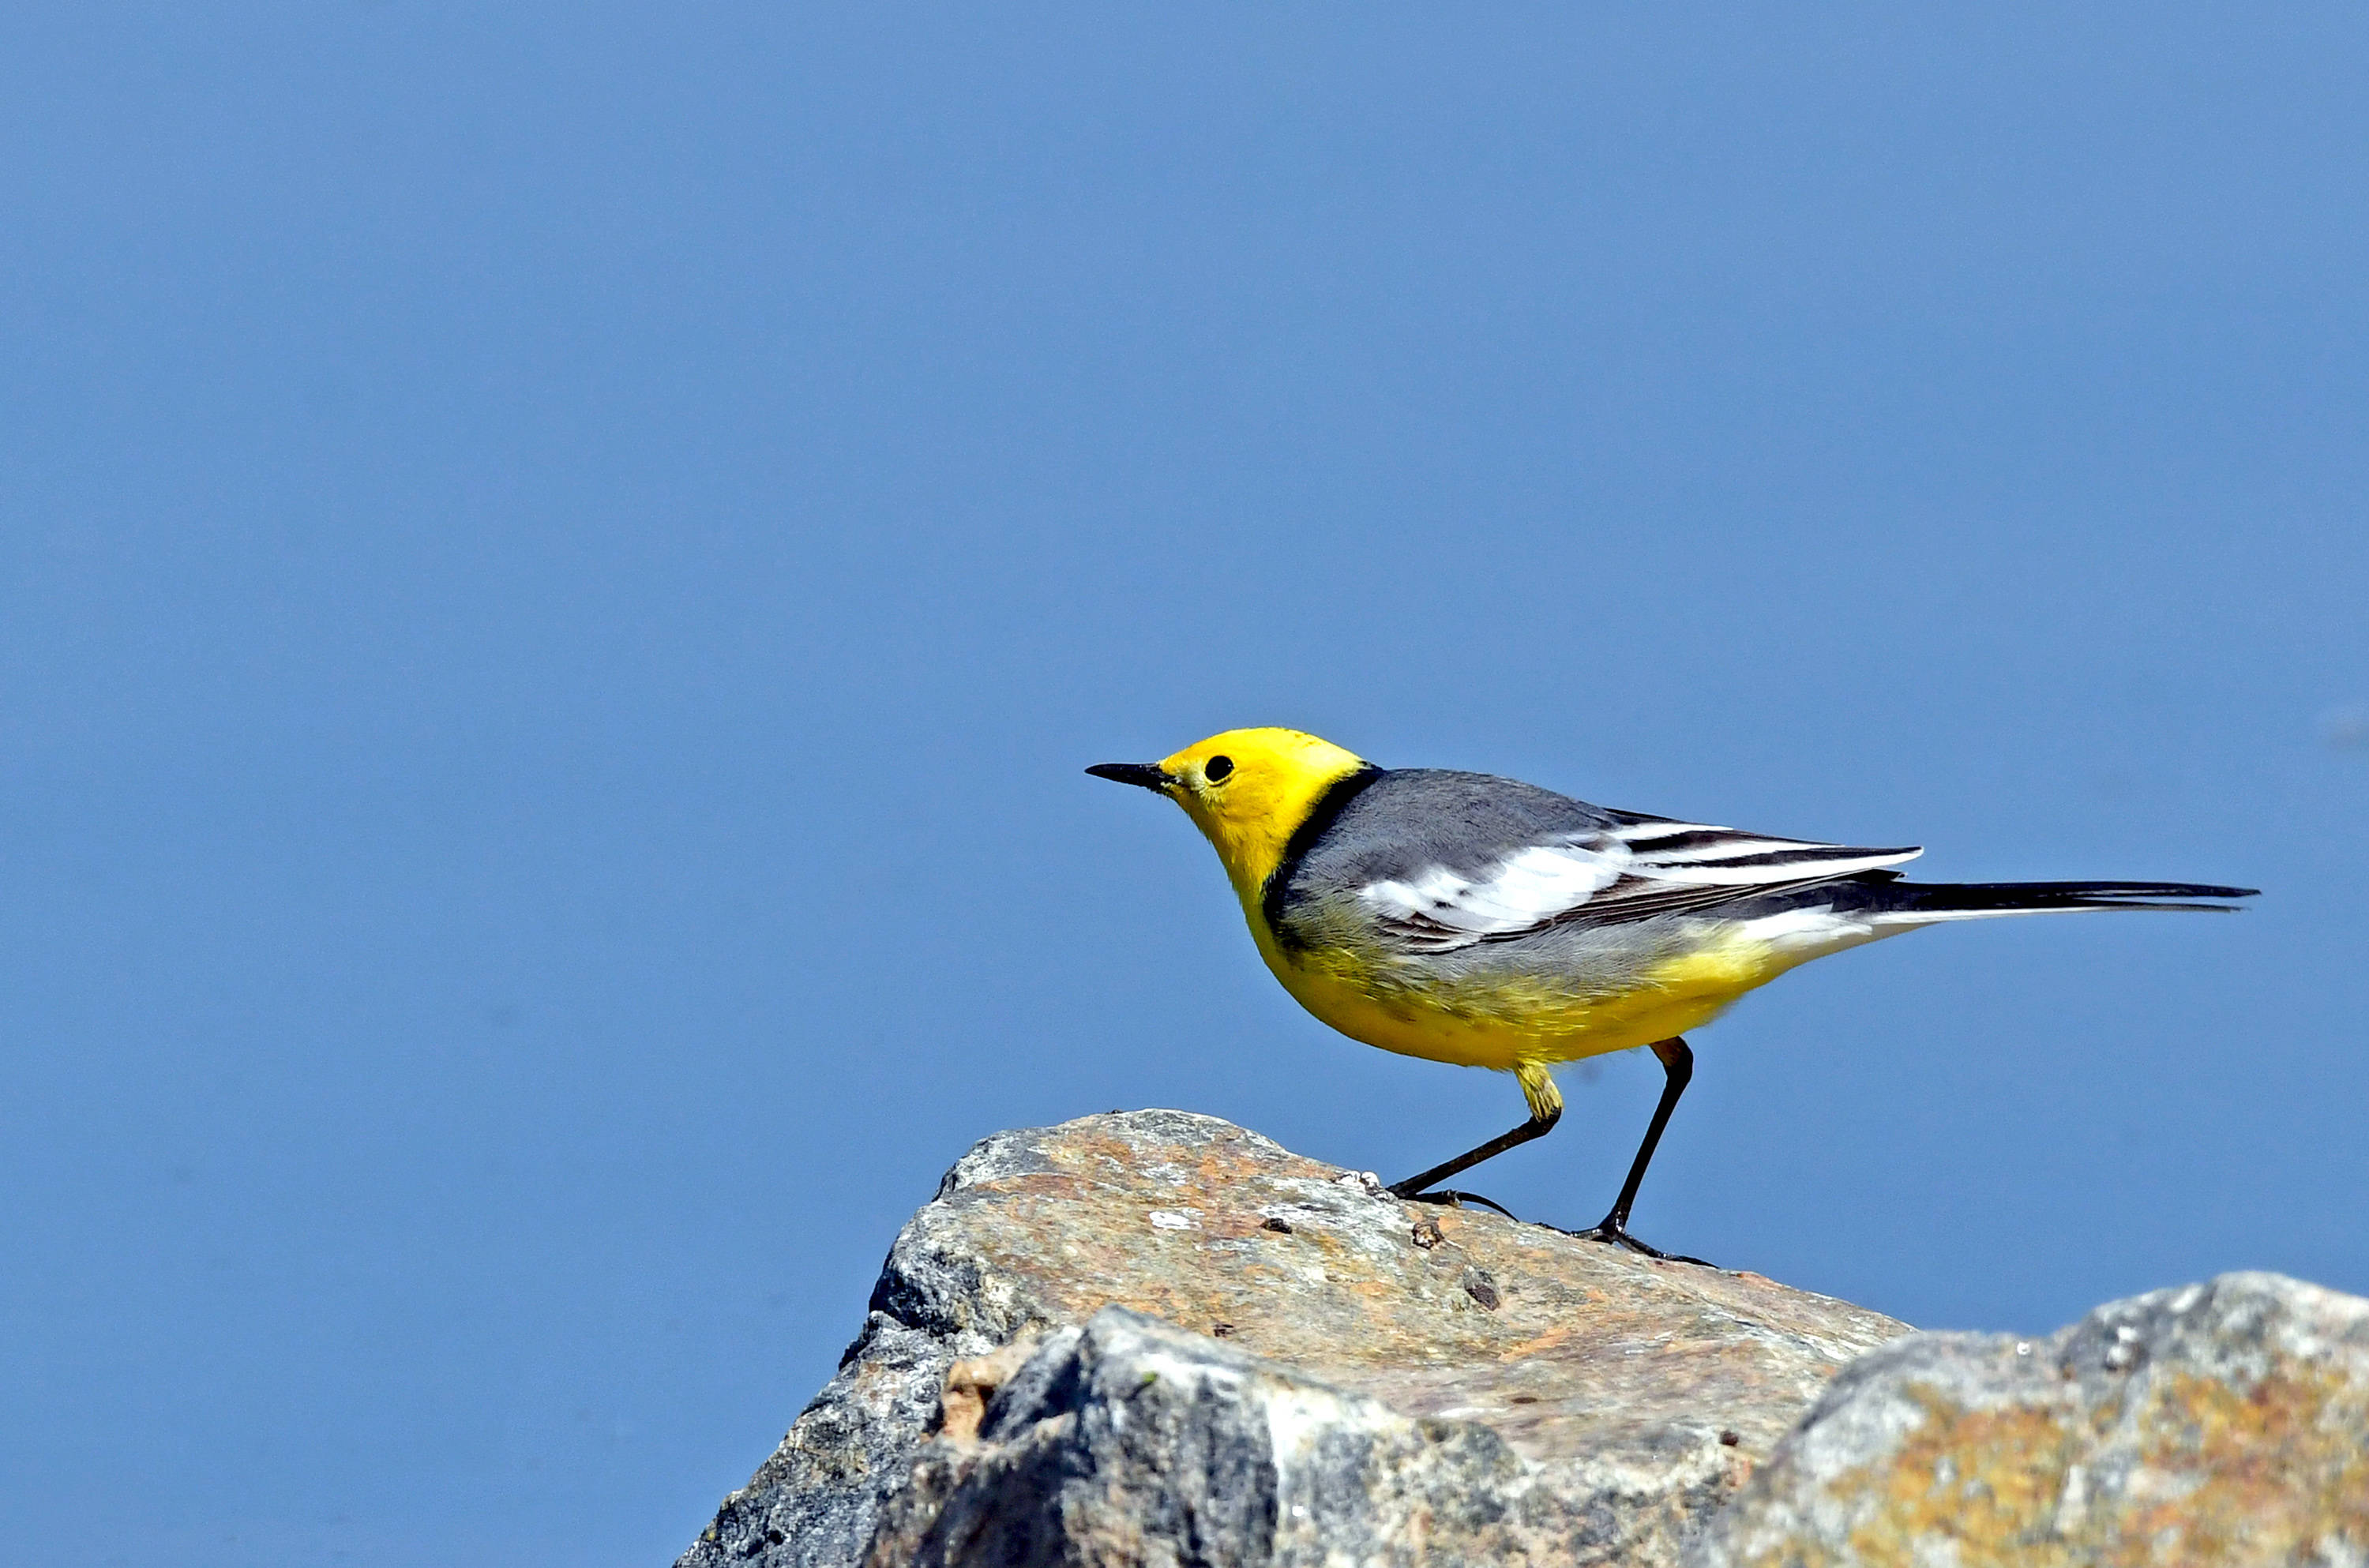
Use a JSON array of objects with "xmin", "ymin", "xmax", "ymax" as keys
[
  {"xmin": 1686, "ymin": 1271, "xmax": 2369, "ymax": 1568},
  {"xmin": 676, "ymin": 1109, "xmax": 1907, "ymax": 1568},
  {"xmin": 868, "ymin": 1307, "xmax": 1648, "ymax": 1567}
]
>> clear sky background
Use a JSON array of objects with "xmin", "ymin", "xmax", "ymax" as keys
[{"xmin": 5, "ymin": 6, "xmax": 2365, "ymax": 1566}]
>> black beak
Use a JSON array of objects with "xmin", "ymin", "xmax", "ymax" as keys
[{"xmin": 1086, "ymin": 761, "xmax": 1173, "ymax": 793}]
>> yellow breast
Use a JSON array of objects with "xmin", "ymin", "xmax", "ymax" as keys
[{"xmin": 1249, "ymin": 921, "xmax": 1795, "ymax": 1071}]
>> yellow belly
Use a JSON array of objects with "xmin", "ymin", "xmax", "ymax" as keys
[{"xmin": 1258, "ymin": 932, "xmax": 1793, "ymax": 1072}]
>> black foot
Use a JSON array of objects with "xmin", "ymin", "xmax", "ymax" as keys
[
  {"xmin": 1566, "ymin": 1217, "xmax": 1714, "ymax": 1267},
  {"xmin": 1399, "ymin": 1188, "xmax": 1520, "ymax": 1221}
]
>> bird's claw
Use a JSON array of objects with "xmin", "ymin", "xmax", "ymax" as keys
[
  {"xmin": 1567, "ymin": 1217, "xmax": 1714, "ymax": 1267},
  {"xmin": 1395, "ymin": 1187, "xmax": 1521, "ymax": 1221}
]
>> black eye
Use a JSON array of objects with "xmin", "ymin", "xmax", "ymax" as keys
[{"xmin": 1203, "ymin": 755, "xmax": 1234, "ymax": 782}]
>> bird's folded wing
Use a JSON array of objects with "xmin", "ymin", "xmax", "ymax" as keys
[{"xmin": 1356, "ymin": 820, "xmax": 1922, "ymax": 951}]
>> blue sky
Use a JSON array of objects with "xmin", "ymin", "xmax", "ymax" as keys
[{"xmin": 4, "ymin": 6, "xmax": 2365, "ymax": 1565}]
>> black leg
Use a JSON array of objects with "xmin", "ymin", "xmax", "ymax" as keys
[
  {"xmin": 1387, "ymin": 1060, "xmax": 1565, "ymax": 1207},
  {"xmin": 1386, "ymin": 1103, "xmax": 1561, "ymax": 1200},
  {"xmin": 1570, "ymin": 1037, "xmax": 1711, "ymax": 1265}
]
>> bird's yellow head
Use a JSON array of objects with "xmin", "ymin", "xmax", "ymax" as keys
[{"xmin": 1088, "ymin": 727, "xmax": 1372, "ymax": 898}]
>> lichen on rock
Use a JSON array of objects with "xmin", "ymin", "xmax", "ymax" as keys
[
  {"xmin": 866, "ymin": 1307, "xmax": 1624, "ymax": 1568},
  {"xmin": 674, "ymin": 1110, "xmax": 2369, "ymax": 1568},
  {"xmin": 675, "ymin": 1108, "xmax": 1906, "ymax": 1568},
  {"xmin": 1685, "ymin": 1271, "xmax": 2369, "ymax": 1568}
]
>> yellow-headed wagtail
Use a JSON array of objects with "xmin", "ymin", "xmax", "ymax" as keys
[{"xmin": 1089, "ymin": 727, "xmax": 2254, "ymax": 1261}]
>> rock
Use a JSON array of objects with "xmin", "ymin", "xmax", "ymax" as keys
[
  {"xmin": 1686, "ymin": 1270, "xmax": 2369, "ymax": 1568},
  {"xmin": 867, "ymin": 1306, "xmax": 1638, "ymax": 1567},
  {"xmin": 676, "ymin": 1109, "xmax": 1908, "ymax": 1568}
]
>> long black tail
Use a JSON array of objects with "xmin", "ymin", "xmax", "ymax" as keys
[{"xmin": 1876, "ymin": 879, "xmax": 2258, "ymax": 917}]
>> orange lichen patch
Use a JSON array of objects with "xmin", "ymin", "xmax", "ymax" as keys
[
  {"xmin": 1831, "ymin": 1388, "xmax": 2087, "ymax": 1566},
  {"xmin": 937, "ymin": 1335, "xmax": 1043, "ymax": 1444},
  {"xmin": 1770, "ymin": 1364, "xmax": 2369, "ymax": 1568},
  {"xmin": 1041, "ymin": 1126, "xmax": 1335, "ymax": 1191},
  {"xmin": 1502, "ymin": 1322, "xmax": 1582, "ymax": 1359},
  {"xmin": 2112, "ymin": 1367, "xmax": 2369, "ymax": 1565}
]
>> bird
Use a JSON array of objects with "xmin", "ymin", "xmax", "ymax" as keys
[{"xmin": 1087, "ymin": 727, "xmax": 2255, "ymax": 1262}]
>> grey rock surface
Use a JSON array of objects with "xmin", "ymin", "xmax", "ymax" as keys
[
  {"xmin": 675, "ymin": 1109, "xmax": 1907, "ymax": 1568},
  {"xmin": 868, "ymin": 1307, "xmax": 1636, "ymax": 1568},
  {"xmin": 1685, "ymin": 1270, "xmax": 2369, "ymax": 1568}
]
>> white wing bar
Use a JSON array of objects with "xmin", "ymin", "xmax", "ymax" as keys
[{"xmin": 1357, "ymin": 821, "xmax": 1922, "ymax": 950}]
